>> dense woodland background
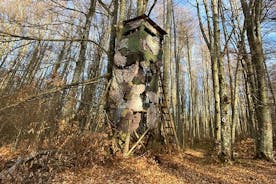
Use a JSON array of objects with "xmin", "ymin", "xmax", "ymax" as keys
[{"xmin": 0, "ymin": 0, "xmax": 275, "ymax": 183}]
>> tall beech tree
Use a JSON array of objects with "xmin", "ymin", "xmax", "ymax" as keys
[
  {"xmin": 196, "ymin": 0, "xmax": 232, "ymax": 162},
  {"xmin": 241, "ymin": 0, "xmax": 274, "ymax": 161}
]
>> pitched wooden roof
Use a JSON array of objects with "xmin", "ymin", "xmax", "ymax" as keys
[{"xmin": 123, "ymin": 14, "xmax": 167, "ymax": 35}]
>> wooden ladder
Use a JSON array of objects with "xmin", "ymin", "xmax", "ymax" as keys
[{"xmin": 158, "ymin": 72, "xmax": 180, "ymax": 147}]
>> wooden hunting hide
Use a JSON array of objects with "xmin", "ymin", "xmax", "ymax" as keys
[{"xmin": 107, "ymin": 15, "xmax": 166, "ymax": 134}]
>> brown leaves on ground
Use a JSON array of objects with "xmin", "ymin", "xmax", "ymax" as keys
[
  {"xmin": 52, "ymin": 138, "xmax": 275, "ymax": 184},
  {"xmin": 0, "ymin": 128, "xmax": 112, "ymax": 184},
  {"xmin": 51, "ymin": 151, "xmax": 275, "ymax": 184},
  {"xmin": 1, "ymin": 137, "xmax": 275, "ymax": 184}
]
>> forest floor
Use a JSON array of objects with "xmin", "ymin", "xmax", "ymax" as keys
[
  {"xmin": 51, "ymin": 140, "xmax": 276, "ymax": 184},
  {"xmin": 1, "ymin": 138, "xmax": 275, "ymax": 184}
]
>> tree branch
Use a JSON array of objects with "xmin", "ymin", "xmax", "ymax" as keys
[
  {"xmin": 0, "ymin": 74, "xmax": 110, "ymax": 112},
  {"xmin": 196, "ymin": 0, "xmax": 211, "ymax": 50},
  {"xmin": 98, "ymin": 0, "xmax": 112, "ymax": 15},
  {"xmin": 0, "ymin": 30, "xmax": 108, "ymax": 55},
  {"xmin": 147, "ymin": 0, "xmax": 158, "ymax": 16},
  {"xmin": 49, "ymin": 0, "xmax": 86, "ymax": 15}
]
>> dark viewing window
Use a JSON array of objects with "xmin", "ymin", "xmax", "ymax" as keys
[{"xmin": 123, "ymin": 27, "xmax": 140, "ymax": 36}]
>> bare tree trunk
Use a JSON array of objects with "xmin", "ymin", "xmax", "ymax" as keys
[
  {"xmin": 107, "ymin": 0, "xmax": 119, "ymax": 75},
  {"xmin": 118, "ymin": 0, "xmax": 126, "ymax": 41},
  {"xmin": 64, "ymin": 0, "xmax": 97, "ymax": 119},
  {"xmin": 231, "ymin": 60, "xmax": 240, "ymax": 148},
  {"xmin": 240, "ymin": 30, "xmax": 257, "ymax": 138},
  {"xmin": 26, "ymin": 43, "xmax": 48, "ymax": 85},
  {"xmin": 19, "ymin": 42, "xmax": 40, "ymax": 87},
  {"xmin": 172, "ymin": 7, "xmax": 183, "ymax": 147},
  {"xmin": 241, "ymin": 0, "xmax": 274, "ymax": 161},
  {"xmin": 186, "ymin": 36, "xmax": 193, "ymax": 141},
  {"xmin": 163, "ymin": 0, "xmax": 172, "ymax": 109},
  {"xmin": 78, "ymin": 24, "xmax": 109, "ymax": 131},
  {"xmin": 0, "ymin": 49, "xmax": 25, "ymax": 94},
  {"xmin": 196, "ymin": 0, "xmax": 222, "ymax": 153},
  {"xmin": 213, "ymin": 0, "xmax": 231, "ymax": 162},
  {"xmin": 137, "ymin": 0, "xmax": 148, "ymax": 15},
  {"xmin": 264, "ymin": 60, "xmax": 276, "ymax": 116}
]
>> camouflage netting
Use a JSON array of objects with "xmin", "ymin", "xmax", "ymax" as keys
[{"xmin": 107, "ymin": 18, "xmax": 165, "ymax": 136}]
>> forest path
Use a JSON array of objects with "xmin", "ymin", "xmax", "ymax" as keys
[{"xmin": 52, "ymin": 145, "xmax": 276, "ymax": 184}]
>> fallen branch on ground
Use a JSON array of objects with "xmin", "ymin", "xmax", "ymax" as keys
[{"xmin": 0, "ymin": 150, "xmax": 57, "ymax": 179}]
